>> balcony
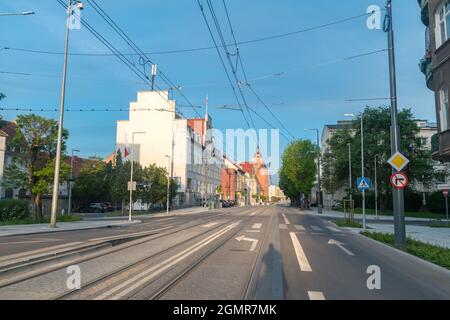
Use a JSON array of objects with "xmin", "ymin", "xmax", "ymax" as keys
[
  {"xmin": 418, "ymin": 0, "xmax": 429, "ymax": 26},
  {"xmin": 431, "ymin": 133, "xmax": 439, "ymax": 157},
  {"xmin": 419, "ymin": 56, "xmax": 433, "ymax": 90}
]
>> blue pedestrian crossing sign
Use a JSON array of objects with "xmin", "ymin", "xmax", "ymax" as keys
[{"xmin": 357, "ymin": 177, "xmax": 371, "ymax": 191}]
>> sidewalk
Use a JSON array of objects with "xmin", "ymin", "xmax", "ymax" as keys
[
  {"xmin": 308, "ymin": 208, "xmax": 450, "ymax": 249},
  {"xmin": 308, "ymin": 207, "xmax": 434, "ymax": 222},
  {"xmin": 0, "ymin": 219, "xmax": 141, "ymax": 237}
]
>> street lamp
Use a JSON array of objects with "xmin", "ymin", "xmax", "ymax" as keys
[
  {"xmin": 165, "ymin": 155, "xmax": 171, "ymax": 215},
  {"xmin": 0, "ymin": 11, "xmax": 35, "ymax": 17},
  {"xmin": 348, "ymin": 143, "xmax": 352, "ymax": 203},
  {"xmin": 345, "ymin": 113, "xmax": 366, "ymax": 230},
  {"xmin": 129, "ymin": 131, "xmax": 146, "ymax": 222},
  {"xmin": 305, "ymin": 128, "xmax": 322, "ymax": 214},
  {"xmin": 50, "ymin": 1, "xmax": 84, "ymax": 228},
  {"xmin": 67, "ymin": 149, "xmax": 80, "ymax": 216}
]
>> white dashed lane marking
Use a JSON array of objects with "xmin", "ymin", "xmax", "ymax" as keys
[
  {"xmin": 294, "ymin": 225, "xmax": 305, "ymax": 231},
  {"xmin": 289, "ymin": 232, "xmax": 312, "ymax": 272},
  {"xmin": 201, "ymin": 222, "xmax": 219, "ymax": 228},
  {"xmin": 282, "ymin": 213, "xmax": 290, "ymax": 225},
  {"xmin": 308, "ymin": 291, "xmax": 325, "ymax": 300}
]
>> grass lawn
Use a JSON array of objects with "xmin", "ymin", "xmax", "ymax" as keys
[
  {"xmin": 335, "ymin": 219, "xmax": 364, "ymax": 228},
  {"xmin": 361, "ymin": 231, "xmax": 450, "ymax": 270},
  {"xmin": 429, "ymin": 223, "xmax": 450, "ymax": 228},
  {"xmin": 0, "ymin": 215, "xmax": 83, "ymax": 226},
  {"xmin": 337, "ymin": 207, "xmax": 443, "ymax": 220}
]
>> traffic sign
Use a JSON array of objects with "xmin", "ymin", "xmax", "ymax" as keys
[
  {"xmin": 357, "ymin": 177, "xmax": 371, "ymax": 191},
  {"xmin": 443, "ymin": 190, "xmax": 449, "ymax": 198},
  {"xmin": 127, "ymin": 181, "xmax": 137, "ymax": 191},
  {"xmin": 387, "ymin": 152, "xmax": 410, "ymax": 172},
  {"xmin": 390, "ymin": 172, "xmax": 409, "ymax": 189}
]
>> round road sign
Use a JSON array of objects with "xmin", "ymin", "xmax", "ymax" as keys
[{"xmin": 390, "ymin": 172, "xmax": 409, "ymax": 190}]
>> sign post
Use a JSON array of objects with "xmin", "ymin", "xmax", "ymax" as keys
[{"xmin": 444, "ymin": 190, "xmax": 449, "ymax": 226}]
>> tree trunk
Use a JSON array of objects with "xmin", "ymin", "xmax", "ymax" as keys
[{"xmin": 31, "ymin": 193, "xmax": 42, "ymax": 221}]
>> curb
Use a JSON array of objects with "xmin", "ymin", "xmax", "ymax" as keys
[{"xmin": 0, "ymin": 220, "xmax": 142, "ymax": 238}]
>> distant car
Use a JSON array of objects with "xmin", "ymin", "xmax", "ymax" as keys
[
  {"xmin": 103, "ymin": 202, "xmax": 114, "ymax": 212},
  {"xmin": 85, "ymin": 203, "xmax": 105, "ymax": 213}
]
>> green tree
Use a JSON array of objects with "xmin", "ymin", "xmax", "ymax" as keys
[
  {"xmin": 72, "ymin": 159, "xmax": 110, "ymax": 209},
  {"xmin": 323, "ymin": 106, "xmax": 435, "ymax": 211},
  {"xmin": 279, "ymin": 140, "xmax": 317, "ymax": 207},
  {"xmin": 1, "ymin": 114, "xmax": 69, "ymax": 220}
]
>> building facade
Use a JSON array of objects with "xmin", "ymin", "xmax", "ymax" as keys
[
  {"xmin": 116, "ymin": 90, "xmax": 224, "ymax": 208},
  {"xmin": 419, "ymin": 0, "xmax": 450, "ymax": 161}
]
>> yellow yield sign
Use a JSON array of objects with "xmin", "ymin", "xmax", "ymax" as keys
[{"xmin": 387, "ymin": 152, "xmax": 410, "ymax": 172}]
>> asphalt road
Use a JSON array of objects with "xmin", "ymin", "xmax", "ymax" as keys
[{"xmin": 0, "ymin": 204, "xmax": 448, "ymax": 300}]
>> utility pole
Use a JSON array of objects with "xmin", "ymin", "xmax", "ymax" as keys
[
  {"xmin": 360, "ymin": 116, "xmax": 366, "ymax": 230},
  {"xmin": 345, "ymin": 114, "xmax": 365, "ymax": 230},
  {"xmin": 50, "ymin": 0, "xmax": 83, "ymax": 228},
  {"xmin": 374, "ymin": 155, "xmax": 379, "ymax": 219},
  {"xmin": 67, "ymin": 149, "xmax": 80, "ymax": 216},
  {"xmin": 165, "ymin": 155, "xmax": 171, "ymax": 215},
  {"xmin": 305, "ymin": 128, "xmax": 322, "ymax": 214},
  {"xmin": 348, "ymin": 143, "xmax": 352, "ymax": 202},
  {"xmin": 385, "ymin": 0, "xmax": 406, "ymax": 248},
  {"xmin": 129, "ymin": 131, "xmax": 145, "ymax": 222}
]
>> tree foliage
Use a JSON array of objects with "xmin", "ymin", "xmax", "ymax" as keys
[
  {"xmin": 322, "ymin": 106, "xmax": 435, "ymax": 211},
  {"xmin": 1, "ymin": 114, "xmax": 69, "ymax": 220},
  {"xmin": 279, "ymin": 140, "xmax": 317, "ymax": 207}
]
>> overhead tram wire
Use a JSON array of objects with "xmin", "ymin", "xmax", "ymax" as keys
[
  {"xmin": 196, "ymin": 0, "xmax": 252, "ymax": 130},
  {"xmin": 54, "ymin": 0, "xmax": 197, "ymax": 119},
  {"xmin": 1, "ymin": 10, "xmax": 377, "ymax": 57},
  {"xmin": 203, "ymin": 0, "xmax": 257, "ymax": 130},
  {"xmin": 85, "ymin": 0, "xmax": 202, "ymax": 118},
  {"xmin": 202, "ymin": 0, "xmax": 292, "ymax": 144},
  {"xmin": 221, "ymin": 0, "xmax": 295, "ymax": 141}
]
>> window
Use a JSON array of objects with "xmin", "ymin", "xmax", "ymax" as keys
[
  {"xmin": 440, "ymin": 85, "xmax": 450, "ymax": 132},
  {"xmin": 436, "ymin": 1, "xmax": 450, "ymax": 48}
]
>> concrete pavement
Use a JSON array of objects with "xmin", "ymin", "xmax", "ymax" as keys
[
  {"xmin": 0, "ymin": 204, "xmax": 448, "ymax": 300},
  {"xmin": 307, "ymin": 207, "xmax": 450, "ymax": 248}
]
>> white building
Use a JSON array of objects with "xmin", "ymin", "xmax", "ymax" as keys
[{"xmin": 116, "ymin": 90, "xmax": 224, "ymax": 207}]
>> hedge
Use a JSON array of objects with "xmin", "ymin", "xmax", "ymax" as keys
[{"xmin": 0, "ymin": 199, "xmax": 31, "ymax": 221}]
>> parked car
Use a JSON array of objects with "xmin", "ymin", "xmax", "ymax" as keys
[
  {"xmin": 103, "ymin": 202, "xmax": 114, "ymax": 212},
  {"xmin": 85, "ymin": 203, "xmax": 106, "ymax": 213}
]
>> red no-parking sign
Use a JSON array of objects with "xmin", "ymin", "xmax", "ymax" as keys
[{"xmin": 390, "ymin": 172, "xmax": 409, "ymax": 190}]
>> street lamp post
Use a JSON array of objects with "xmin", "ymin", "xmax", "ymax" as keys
[
  {"xmin": 345, "ymin": 113, "xmax": 366, "ymax": 230},
  {"xmin": 50, "ymin": 0, "xmax": 83, "ymax": 228},
  {"xmin": 165, "ymin": 155, "xmax": 171, "ymax": 215},
  {"xmin": 305, "ymin": 129, "xmax": 322, "ymax": 214},
  {"xmin": 348, "ymin": 143, "xmax": 352, "ymax": 202},
  {"xmin": 67, "ymin": 149, "xmax": 80, "ymax": 216},
  {"xmin": 374, "ymin": 155, "xmax": 379, "ymax": 219},
  {"xmin": 0, "ymin": 11, "xmax": 35, "ymax": 17},
  {"xmin": 129, "ymin": 131, "xmax": 146, "ymax": 222}
]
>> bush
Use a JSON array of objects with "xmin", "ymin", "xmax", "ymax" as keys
[
  {"xmin": 0, "ymin": 199, "xmax": 31, "ymax": 221},
  {"xmin": 404, "ymin": 190, "xmax": 423, "ymax": 212},
  {"xmin": 426, "ymin": 192, "xmax": 447, "ymax": 214}
]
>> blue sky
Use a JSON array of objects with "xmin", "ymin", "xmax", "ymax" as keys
[{"xmin": 0, "ymin": 0, "xmax": 433, "ymax": 162}]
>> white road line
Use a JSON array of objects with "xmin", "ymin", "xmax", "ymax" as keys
[
  {"xmin": 289, "ymin": 232, "xmax": 312, "ymax": 272},
  {"xmin": 308, "ymin": 291, "xmax": 325, "ymax": 300},
  {"xmin": 279, "ymin": 224, "xmax": 287, "ymax": 230},
  {"xmin": 96, "ymin": 221, "xmax": 241, "ymax": 300},
  {"xmin": 252, "ymin": 223, "xmax": 262, "ymax": 229},
  {"xmin": 281, "ymin": 213, "xmax": 290, "ymax": 225},
  {"xmin": 250, "ymin": 211, "xmax": 258, "ymax": 216},
  {"xmin": 246, "ymin": 230, "xmax": 260, "ymax": 233},
  {"xmin": 201, "ymin": 222, "xmax": 219, "ymax": 228},
  {"xmin": 311, "ymin": 226, "xmax": 323, "ymax": 232},
  {"xmin": 294, "ymin": 225, "xmax": 305, "ymax": 231},
  {"xmin": 326, "ymin": 226, "xmax": 341, "ymax": 233}
]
